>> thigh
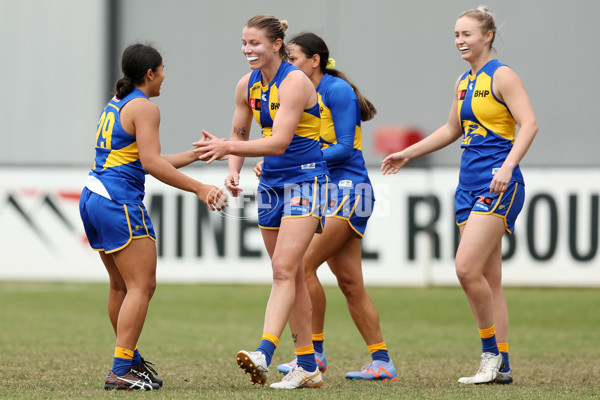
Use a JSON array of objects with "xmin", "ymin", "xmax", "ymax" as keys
[
  {"xmin": 261, "ymin": 228, "xmax": 279, "ymax": 260},
  {"xmin": 112, "ymin": 237, "xmax": 157, "ymax": 285},
  {"xmin": 326, "ymin": 235, "xmax": 363, "ymax": 285},
  {"xmin": 271, "ymin": 216, "xmax": 320, "ymax": 271},
  {"xmin": 457, "ymin": 213, "xmax": 506, "ymax": 273},
  {"xmin": 304, "ymin": 217, "xmax": 355, "ymax": 272}
]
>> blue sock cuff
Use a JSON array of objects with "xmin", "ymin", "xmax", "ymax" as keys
[
  {"xmin": 112, "ymin": 357, "xmax": 133, "ymax": 376},
  {"xmin": 296, "ymin": 353, "xmax": 317, "ymax": 372},
  {"xmin": 313, "ymin": 340, "xmax": 324, "ymax": 354},
  {"xmin": 132, "ymin": 349, "xmax": 142, "ymax": 366},
  {"xmin": 257, "ymin": 339, "xmax": 276, "ymax": 366},
  {"xmin": 481, "ymin": 336, "xmax": 499, "ymax": 355},
  {"xmin": 500, "ymin": 351, "xmax": 510, "ymax": 371},
  {"xmin": 371, "ymin": 349, "xmax": 390, "ymax": 363}
]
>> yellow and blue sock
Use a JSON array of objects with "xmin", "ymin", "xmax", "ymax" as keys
[
  {"xmin": 368, "ymin": 342, "xmax": 390, "ymax": 363},
  {"xmin": 479, "ymin": 325, "xmax": 499, "ymax": 355},
  {"xmin": 312, "ymin": 333, "xmax": 324, "ymax": 354},
  {"xmin": 132, "ymin": 346, "xmax": 142, "ymax": 367},
  {"xmin": 296, "ymin": 344, "xmax": 317, "ymax": 372},
  {"xmin": 112, "ymin": 346, "xmax": 134, "ymax": 376},
  {"xmin": 256, "ymin": 333, "xmax": 278, "ymax": 366},
  {"xmin": 498, "ymin": 342, "xmax": 510, "ymax": 372}
]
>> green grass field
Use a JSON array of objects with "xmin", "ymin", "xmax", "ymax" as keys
[{"xmin": 0, "ymin": 281, "xmax": 598, "ymax": 399}]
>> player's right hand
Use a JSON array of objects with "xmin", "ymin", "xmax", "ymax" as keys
[
  {"xmin": 381, "ymin": 152, "xmax": 411, "ymax": 175},
  {"xmin": 198, "ymin": 184, "xmax": 228, "ymax": 211}
]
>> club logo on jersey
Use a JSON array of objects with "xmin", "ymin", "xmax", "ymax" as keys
[
  {"xmin": 249, "ymin": 98, "xmax": 261, "ymax": 111},
  {"xmin": 459, "ymin": 89, "xmax": 467, "ymax": 100},
  {"xmin": 461, "ymin": 120, "xmax": 487, "ymax": 145}
]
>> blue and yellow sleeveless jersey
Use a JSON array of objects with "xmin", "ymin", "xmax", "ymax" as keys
[
  {"xmin": 317, "ymin": 73, "xmax": 373, "ymax": 198},
  {"xmin": 247, "ymin": 61, "xmax": 327, "ymax": 189},
  {"xmin": 457, "ymin": 59, "xmax": 523, "ymax": 190},
  {"xmin": 88, "ymin": 88, "xmax": 147, "ymax": 204}
]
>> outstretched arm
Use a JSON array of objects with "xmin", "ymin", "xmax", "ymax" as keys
[{"xmin": 161, "ymin": 150, "xmax": 198, "ymax": 169}]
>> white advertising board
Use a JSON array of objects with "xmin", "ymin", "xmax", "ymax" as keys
[{"xmin": 0, "ymin": 167, "xmax": 598, "ymax": 286}]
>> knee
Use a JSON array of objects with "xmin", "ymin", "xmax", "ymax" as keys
[
  {"xmin": 455, "ymin": 258, "xmax": 476, "ymax": 287},
  {"xmin": 109, "ymin": 280, "xmax": 127, "ymax": 296},
  {"xmin": 337, "ymin": 278, "xmax": 363, "ymax": 300},
  {"xmin": 147, "ymin": 280, "xmax": 157, "ymax": 299},
  {"xmin": 303, "ymin": 264, "xmax": 319, "ymax": 285},
  {"xmin": 271, "ymin": 259, "xmax": 295, "ymax": 284},
  {"xmin": 136, "ymin": 278, "xmax": 157, "ymax": 300}
]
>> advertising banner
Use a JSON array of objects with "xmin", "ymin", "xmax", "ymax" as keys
[{"xmin": 1, "ymin": 167, "xmax": 598, "ymax": 286}]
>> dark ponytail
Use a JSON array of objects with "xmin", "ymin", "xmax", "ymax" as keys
[
  {"xmin": 114, "ymin": 43, "xmax": 162, "ymax": 99},
  {"xmin": 288, "ymin": 32, "xmax": 377, "ymax": 122}
]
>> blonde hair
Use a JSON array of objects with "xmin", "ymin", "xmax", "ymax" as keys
[
  {"xmin": 458, "ymin": 5, "xmax": 497, "ymax": 53},
  {"xmin": 245, "ymin": 15, "xmax": 289, "ymax": 59}
]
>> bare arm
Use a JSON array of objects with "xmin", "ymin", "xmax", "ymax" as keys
[
  {"xmin": 194, "ymin": 70, "xmax": 314, "ymax": 162},
  {"xmin": 381, "ymin": 77, "xmax": 463, "ymax": 174},
  {"xmin": 224, "ymin": 74, "xmax": 254, "ymax": 196},
  {"xmin": 161, "ymin": 150, "xmax": 198, "ymax": 169},
  {"xmin": 227, "ymin": 74, "xmax": 254, "ymax": 179},
  {"xmin": 488, "ymin": 66, "xmax": 538, "ymax": 194}
]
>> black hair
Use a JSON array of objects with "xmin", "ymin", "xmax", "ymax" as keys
[
  {"xmin": 288, "ymin": 32, "xmax": 376, "ymax": 121},
  {"xmin": 114, "ymin": 43, "xmax": 162, "ymax": 99}
]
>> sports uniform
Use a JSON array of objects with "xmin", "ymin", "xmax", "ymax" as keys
[
  {"xmin": 248, "ymin": 62, "xmax": 329, "ymax": 231},
  {"xmin": 79, "ymin": 88, "xmax": 156, "ymax": 253},
  {"xmin": 317, "ymin": 73, "xmax": 374, "ymax": 238},
  {"xmin": 455, "ymin": 59, "xmax": 525, "ymax": 233}
]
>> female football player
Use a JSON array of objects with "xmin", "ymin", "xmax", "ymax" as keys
[{"xmin": 381, "ymin": 6, "xmax": 537, "ymax": 385}]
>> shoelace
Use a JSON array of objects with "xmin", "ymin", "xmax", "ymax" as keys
[
  {"xmin": 478, "ymin": 355, "xmax": 498, "ymax": 373},
  {"xmin": 360, "ymin": 363, "xmax": 375, "ymax": 372},
  {"xmin": 283, "ymin": 367, "xmax": 304, "ymax": 381},
  {"xmin": 140, "ymin": 358, "xmax": 159, "ymax": 375}
]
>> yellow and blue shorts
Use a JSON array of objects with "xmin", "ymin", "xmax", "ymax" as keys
[
  {"xmin": 455, "ymin": 181, "xmax": 525, "ymax": 234},
  {"xmin": 326, "ymin": 192, "xmax": 374, "ymax": 238},
  {"xmin": 79, "ymin": 187, "xmax": 156, "ymax": 253},
  {"xmin": 257, "ymin": 175, "xmax": 328, "ymax": 233}
]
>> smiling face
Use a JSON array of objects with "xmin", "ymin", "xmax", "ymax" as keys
[
  {"xmin": 241, "ymin": 26, "xmax": 282, "ymax": 70},
  {"xmin": 454, "ymin": 16, "xmax": 493, "ymax": 62},
  {"xmin": 148, "ymin": 64, "xmax": 165, "ymax": 97}
]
